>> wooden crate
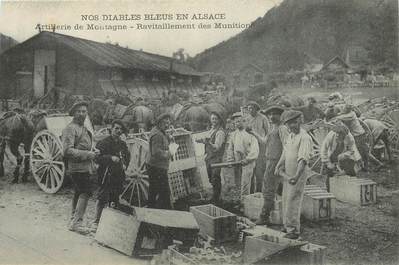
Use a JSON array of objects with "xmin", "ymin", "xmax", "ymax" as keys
[
  {"xmin": 95, "ymin": 208, "xmax": 141, "ymax": 256},
  {"xmin": 302, "ymin": 194, "xmax": 336, "ymax": 221},
  {"xmin": 302, "ymin": 185, "xmax": 336, "ymax": 221},
  {"xmin": 242, "ymin": 227, "xmax": 326, "ymax": 265},
  {"xmin": 243, "ymin": 193, "xmax": 264, "ymax": 221},
  {"xmin": 189, "ymin": 204, "xmax": 237, "ymax": 243},
  {"xmin": 330, "ymin": 176, "xmax": 377, "ymax": 205}
]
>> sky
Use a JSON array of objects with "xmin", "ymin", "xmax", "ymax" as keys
[{"xmin": 0, "ymin": 0, "xmax": 282, "ymax": 57}]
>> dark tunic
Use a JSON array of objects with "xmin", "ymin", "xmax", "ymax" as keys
[{"xmin": 95, "ymin": 135, "xmax": 130, "ymax": 189}]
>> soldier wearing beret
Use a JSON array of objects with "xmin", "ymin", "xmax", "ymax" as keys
[{"xmin": 62, "ymin": 101, "xmax": 99, "ymax": 234}]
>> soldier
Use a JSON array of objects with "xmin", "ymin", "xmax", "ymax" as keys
[
  {"xmin": 362, "ymin": 118, "xmax": 392, "ymax": 165},
  {"xmin": 246, "ymin": 101, "xmax": 269, "ymax": 192},
  {"xmin": 91, "ymin": 120, "xmax": 130, "ymax": 231},
  {"xmin": 333, "ymin": 104, "xmax": 370, "ymax": 171},
  {"xmin": 320, "ymin": 120, "xmax": 361, "ymax": 190},
  {"xmin": 197, "ymin": 111, "xmax": 226, "ymax": 204},
  {"xmin": 226, "ymin": 112, "xmax": 259, "ymax": 202},
  {"xmin": 275, "ymin": 110, "xmax": 313, "ymax": 239},
  {"xmin": 250, "ymin": 105, "xmax": 288, "ymax": 225},
  {"xmin": 147, "ymin": 113, "xmax": 173, "ymax": 209},
  {"xmin": 62, "ymin": 101, "xmax": 99, "ymax": 234}
]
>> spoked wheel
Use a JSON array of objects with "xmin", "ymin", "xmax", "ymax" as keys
[
  {"xmin": 306, "ymin": 121, "xmax": 331, "ymax": 173},
  {"xmin": 119, "ymin": 138, "xmax": 149, "ymax": 207},
  {"xmin": 381, "ymin": 109, "xmax": 399, "ymax": 153},
  {"xmin": 30, "ymin": 130, "xmax": 65, "ymax": 193}
]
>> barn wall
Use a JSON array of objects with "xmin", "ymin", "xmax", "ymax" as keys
[
  {"xmin": 0, "ymin": 49, "xmax": 34, "ymax": 98},
  {"xmin": 56, "ymin": 47, "xmax": 101, "ymax": 96}
]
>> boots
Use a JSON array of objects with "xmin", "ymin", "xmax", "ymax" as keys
[
  {"xmin": 68, "ymin": 194, "xmax": 90, "ymax": 235},
  {"xmin": 70, "ymin": 193, "xmax": 79, "ymax": 221},
  {"xmin": 11, "ymin": 166, "xmax": 20, "ymax": 184},
  {"xmin": 90, "ymin": 200, "xmax": 104, "ymax": 232}
]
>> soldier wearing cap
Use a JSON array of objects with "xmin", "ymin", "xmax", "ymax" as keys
[
  {"xmin": 320, "ymin": 120, "xmax": 361, "ymax": 190},
  {"xmin": 91, "ymin": 120, "xmax": 130, "ymax": 231},
  {"xmin": 147, "ymin": 113, "xmax": 173, "ymax": 209},
  {"xmin": 333, "ymin": 104, "xmax": 370, "ymax": 171},
  {"xmin": 249, "ymin": 105, "xmax": 289, "ymax": 225},
  {"xmin": 275, "ymin": 110, "xmax": 313, "ymax": 239},
  {"xmin": 62, "ymin": 101, "xmax": 99, "ymax": 234},
  {"xmin": 226, "ymin": 112, "xmax": 259, "ymax": 202},
  {"xmin": 197, "ymin": 111, "xmax": 226, "ymax": 204},
  {"xmin": 246, "ymin": 101, "xmax": 270, "ymax": 192}
]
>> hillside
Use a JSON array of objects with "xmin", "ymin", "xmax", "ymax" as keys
[
  {"xmin": 192, "ymin": 0, "xmax": 398, "ymax": 78},
  {"xmin": 0, "ymin": 33, "xmax": 18, "ymax": 55}
]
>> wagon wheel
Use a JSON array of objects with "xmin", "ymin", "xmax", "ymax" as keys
[
  {"xmin": 306, "ymin": 121, "xmax": 331, "ymax": 173},
  {"xmin": 119, "ymin": 138, "xmax": 149, "ymax": 207},
  {"xmin": 30, "ymin": 130, "xmax": 65, "ymax": 193},
  {"xmin": 381, "ymin": 109, "xmax": 399, "ymax": 153}
]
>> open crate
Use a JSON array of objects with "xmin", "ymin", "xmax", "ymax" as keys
[{"xmin": 190, "ymin": 204, "xmax": 237, "ymax": 243}]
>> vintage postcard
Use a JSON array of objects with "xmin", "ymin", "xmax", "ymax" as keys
[{"xmin": 0, "ymin": 0, "xmax": 397, "ymax": 264}]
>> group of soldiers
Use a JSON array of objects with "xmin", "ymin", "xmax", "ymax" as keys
[
  {"xmin": 201, "ymin": 97, "xmax": 391, "ymax": 239},
  {"xmin": 62, "ymin": 95, "xmax": 391, "ymax": 240}
]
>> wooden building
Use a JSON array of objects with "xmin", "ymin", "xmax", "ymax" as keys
[{"xmin": 0, "ymin": 31, "xmax": 202, "ymax": 100}]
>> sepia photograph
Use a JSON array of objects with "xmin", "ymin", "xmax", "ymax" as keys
[{"xmin": 0, "ymin": 0, "xmax": 398, "ymax": 264}]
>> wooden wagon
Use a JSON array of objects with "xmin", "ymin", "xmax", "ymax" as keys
[{"xmin": 29, "ymin": 114, "xmax": 94, "ymax": 193}]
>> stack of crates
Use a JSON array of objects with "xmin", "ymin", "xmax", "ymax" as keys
[
  {"xmin": 167, "ymin": 129, "xmax": 201, "ymax": 203},
  {"xmin": 329, "ymin": 175, "xmax": 377, "ymax": 205},
  {"xmin": 302, "ymin": 185, "xmax": 336, "ymax": 221}
]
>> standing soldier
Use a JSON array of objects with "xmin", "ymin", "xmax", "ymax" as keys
[
  {"xmin": 226, "ymin": 112, "xmax": 259, "ymax": 202},
  {"xmin": 249, "ymin": 106, "xmax": 288, "ymax": 225},
  {"xmin": 147, "ymin": 113, "xmax": 173, "ymax": 209},
  {"xmin": 198, "ymin": 112, "xmax": 226, "ymax": 204},
  {"xmin": 91, "ymin": 120, "xmax": 130, "ymax": 231},
  {"xmin": 275, "ymin": 110, "xmax": 313, "ymax": 239},
  {"xmin": 62, "ymin": 101, "xmax": 99, "ymax": 234},
  {"xmin": 246, "ymin": 101, "xmax": 269, "ymax": 192}
]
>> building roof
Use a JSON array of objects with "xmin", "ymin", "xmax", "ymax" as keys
[
  {"xmin": 322, "ymin": 56, "xmax": 350, "ymax": 71},
  {"xmin": 239, "ymin": 63, "xmax": 264, "ymax": 73},
  {"xmin": 2, "ymin": 31, "xmax": 201, "ymax": 76}
]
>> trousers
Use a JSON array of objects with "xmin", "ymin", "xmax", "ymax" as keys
[
  {"xmin": 147, "ymin": 165, "xmax": 171, "ymax": 209},
  {"xmin": 282, "ymin": 172, "xmax": 308, "ymax": 233},
  {"xmin": 261, "ymin": 159, "xmax": 280, "ymax": 219}
]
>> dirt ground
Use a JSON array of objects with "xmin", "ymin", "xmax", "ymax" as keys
[{"xmin": 0, "ymin": 86, "xmax": 398, "ymax": 265}]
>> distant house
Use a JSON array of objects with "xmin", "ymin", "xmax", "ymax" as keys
[
  {"xmin": 0, "ymin": 31, "xmax": 202, "ymax": 100},
  {"xmin": 322, "ymin": 56, "xmax": 350, "ymax": 72},
  {"xmin": 237, "ymin": 63, "xmax": 264, "ymax": 88},
  {"xmin": 321, "ymin": 56, "xmax": 350, "ymax": 82}
]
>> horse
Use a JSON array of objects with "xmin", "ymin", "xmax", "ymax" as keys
[
  {"xmin": 175, "ymin": 104, "xmax": 210, "ymax": 132},
  {"xmin": 121, "ymin": 104, "xmax": 154, "ymax": 133},
  {"xmin": 0, "ymin": 111, "xmax": 35, "ymax": 183}
]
